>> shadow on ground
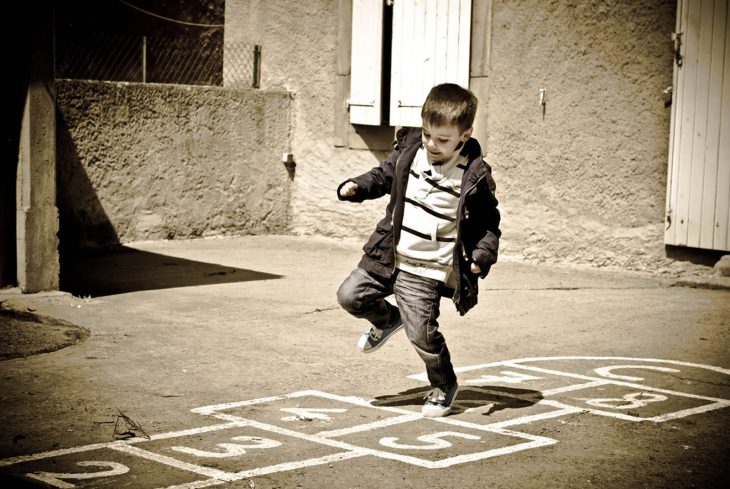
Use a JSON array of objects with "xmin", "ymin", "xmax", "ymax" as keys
[
  {"xmin": 61, "ymin": 247, "xmax": 283, "ymax": 297},
  {"xmin": 372, "ymin": 385, "xmax": 543, "ymax": 416},
  {"xmin": 0, "ymin": 306, "xmax": 90, "ymax": 360},
  {"xmin": 0, "ymin": 472, "xmax": 42, "ymax": 488}
]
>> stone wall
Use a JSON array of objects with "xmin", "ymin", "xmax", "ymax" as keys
[{"xmin": 56, "ymin": 80, "xmax": 292, "ymax": 250}]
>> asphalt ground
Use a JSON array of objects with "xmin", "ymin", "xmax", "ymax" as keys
[{"xmin": 0, "ymin": 235, "xmax": 728, "ymax": 488}]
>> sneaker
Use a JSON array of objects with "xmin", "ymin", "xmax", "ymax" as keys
[
  {"xmin": 421, "ymin": 382, "xmax": 459, "ymax": 418},
  {"xmin": 356, "ymin": 320, "xmax": 403, "ymax": 353}
]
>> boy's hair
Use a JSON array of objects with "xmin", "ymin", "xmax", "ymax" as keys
[{"xmin": 421, "ymin": 83, "xmax": 477, "ymax": 133}]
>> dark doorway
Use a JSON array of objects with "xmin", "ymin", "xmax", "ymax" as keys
[{"xmin": 1, "ymin": 9, "xmax": 32, "ymax": 288}]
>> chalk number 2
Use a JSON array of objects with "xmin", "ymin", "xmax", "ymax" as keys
[{"xmin": 26, "ymin": 461, "xmax": 129, "ymax": 488}]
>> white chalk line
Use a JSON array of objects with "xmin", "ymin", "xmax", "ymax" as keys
[
  {"xmin": 191, "ymin": 391, "xmax": 376, "ymax": 417},
  {"xmin": 407, "ymin": 357, "xmax": 730, "ymax": 424},
  {"xmin": 160, "ymin": 452, "xmax": 367, "ymax": 489},
  {"xmin": 348, "ymin": 435, "xmax": 556, "ymax": 469},
  {"xmin": 0, "ymin": 441, "xmax": 124, "ymax": 469},
  {"xmin": 5, "ymin": 357, "xmax": 728, "ymax": 483},
  {"xmin": 539, "ymin": 380, "xmax": 612, "ymax": 396},
  {"xmin": 479, "ymin": 403, "xmax": 588, "ymax": 429},
  {"xmin": 415, "ymin": 358, "xmax": 730, "ymax": 404},
  {"xmin": 190, "ymin": 394, "xmax": 287, "ymax": 415},
  {"xmin": 195, "ymin": 412, "xmax": 392, "ymax": 460},
  {"xmin": 116, "ymin": 445, "xmax": 368, "ymax": 489},
  {"xmin": 203, "ymin": 390, "xmax": 564, "ymax": 437},
  {"xmin": 580, "ymin": 399, "xmax": 730, "ymax": 423},
  {"xmin": 484, "ymin": 363, "xmax": 730, "ymax": 423},
  {"xmin": 197, "ymin": 390, "xmax": 439, "ymax": 438},
  {"xmin": 153, "ymin": 416, "xmax": 561, "ymax": 487},
  {"xmin": 440, "ymin": 356, "xmax": 730, "ymax": 376},
  {"xmin": 2, "ymin": 412, "xmax": 373, "ymax": 487},
  {"xmin": 0, "ymin": 421, "xmax": 243, "ymax": 468},
  {"xmin": 191, "ymin": 383, "xmax": 727, "ymax": 451},
  {"xmin": 316, "ymin": 413, "xmax": 422, "ymax": 438},
  {"xmin": 109, "ymin": 444, "xmax": 235, "ymax": 481},
  {"xmin": 197, "ymin": 395, "xmax": 561, "ymax": 470},
  {"xmin": 593, "ymin": 365, "xmax": 681, "ymax": 381},
  {"xmin": 506, "ymin": 363, "xmax": 730, "ymax": 403}
]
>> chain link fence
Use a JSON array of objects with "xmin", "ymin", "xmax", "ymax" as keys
[{"xmin": 55, "ymin": 33, "xmax": 260, "ymax": 88}]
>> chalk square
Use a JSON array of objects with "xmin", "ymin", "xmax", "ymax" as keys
[
  {"xmin": 369, "ymin": 385, "xmax": 568, "ymax": 424},
  {"xmin": 452, "ymin": 388, "xmax": 578, "ymax": 427},
  {"xmin": 195, "ymin": 391, "xmax": 416, "ymax": 436},
  {"xmin": 408, "ymin": 364, "xmax": 587, "ymax": 392},
  {"xmin": 136, "ymin": 424, "xmax": 350, "ymax": 475},
  {"xmin": 546, "ymin": 382, "xmax": 726, "ymax": 422},
  {"xmin": 1, "ymin": 447, "xmax": 208, "ymax": 489},
  {"xmin": 522, "ymin": 358, "xmax": 730, "ymax": 400},
  {"xmin": 331, "ymin": 417, "xmax": 552, "ymax": 468}
]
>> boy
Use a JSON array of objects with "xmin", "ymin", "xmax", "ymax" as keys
[{"xmin": 336, "ymin": 83, "xmax": 501, "ymax": 418}]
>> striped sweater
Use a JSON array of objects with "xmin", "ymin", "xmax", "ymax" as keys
[{"xmin": 396, "ymin": 145, "xmax": 468, "ymax": 287}]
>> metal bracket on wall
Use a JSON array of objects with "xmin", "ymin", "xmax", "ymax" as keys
[
  {"xmin": 253, "ymin": 45, "xmax": 262, "ymax": 88},
  {"xmin": 348, "ymin": 100, "xmax": 375, "ymax": 109},
  {"xmin": 282, "ymin": 153, "xmax": 296, "ymax": 173},
  {"xmin": 666, "ymin": 209, "xmax": 673, "ymax": 231},
  {"xmin": 396, "ymin": 100, "xmax": 422, "ymax": 108},
  {"xmin": 539, "ymin": 88, "xmax": 546, "ymax": 119},
  {"xmin": 672, "ymin": 31, "xmax": 683, "ymax": 67}
]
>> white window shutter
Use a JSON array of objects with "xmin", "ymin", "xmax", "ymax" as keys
[
  {"xmin": 390, "ymin": 0, "xmax": 472, "ymax": 127},
  {"xmin": 350, "ymin": 0, "xmax": 384, "ymax": 125}
]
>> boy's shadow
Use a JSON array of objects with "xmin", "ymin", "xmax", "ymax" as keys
[{"xmin": 372, "ymin": 385, "xmax": 543, "ymax": 416}]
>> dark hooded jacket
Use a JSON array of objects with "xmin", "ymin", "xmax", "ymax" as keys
[{"xmin": 338, "ymin": 127, "xmax": 501, "ymax": 315}]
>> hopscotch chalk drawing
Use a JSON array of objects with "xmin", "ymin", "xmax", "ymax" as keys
[{"xmin": 1, "ymin": 356, "xmax": 728, "ymax": 488}]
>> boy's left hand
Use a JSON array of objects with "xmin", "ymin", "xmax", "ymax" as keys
[{"xmin": 470, "ymin": 263, "xmax": 481, "ymax": 274}]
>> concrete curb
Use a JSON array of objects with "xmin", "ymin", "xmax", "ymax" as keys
[{"xmin": 672, "ymin": 276, "xmax": 730, "ymax": 291}]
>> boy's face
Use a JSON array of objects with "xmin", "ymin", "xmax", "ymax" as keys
[{"xmin": 421, "ymin": 122, "xmax": 472, "ymax": 163}]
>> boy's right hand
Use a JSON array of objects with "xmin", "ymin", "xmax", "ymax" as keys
[{"xmin": 339, "ymin": 181, "xmax": 359, "ymax": 197}]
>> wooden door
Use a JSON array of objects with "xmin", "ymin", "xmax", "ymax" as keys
[{"xmin": 665, "ymin": 0, "xmax": 730, "ymax": 251}]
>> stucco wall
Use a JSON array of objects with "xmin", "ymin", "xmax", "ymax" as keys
[
  {"xmin": 226, "ymin": 0, "xmax": 390, "ymax": 241},
  {"xmin": 485, "ymin": 0, "xmax": 676, "ymax": 270},
  {"xmin": 227, "ymin": 0, "xmax": 677, "ymax": 272},
  {"xmin": 56, "ymin": 80, "xmax": 292, "ymax": 250}
]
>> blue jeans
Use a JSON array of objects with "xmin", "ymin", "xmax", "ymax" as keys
[{"xmin": 337, "ymin": 267, "xmax": 457, "ymax": 388}]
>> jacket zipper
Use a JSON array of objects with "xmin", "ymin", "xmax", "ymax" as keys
[
  {"xmin": 456, "ymin": 169, "xmax": 488, "ymax": 253},
  {"xmin": 390, "ymin": 152, "xmax": 407, "ymax": 277},
  {"xmin": 390, "ymin": 138, "xmax": 488, "ymax": 288},
  {"xmin": 452, "ymin": 167, "xmax": 488, "ymax": 305}
]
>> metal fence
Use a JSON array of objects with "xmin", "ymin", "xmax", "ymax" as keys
[{"xmin": 55, "ymin": 33, "xmax": 261, "ymax": 88}]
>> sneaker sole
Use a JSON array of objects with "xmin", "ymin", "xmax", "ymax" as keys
[
  {"xmin": 422, "ymin": 406, "xmax": 452, "ymax": 418},
  {"xmin": 421, "ymin": 385, "xmax": 460, "ymax": 418},
  {"xmin": 357, "ymin": 323, "xmax": 404, "ymax": 353}
]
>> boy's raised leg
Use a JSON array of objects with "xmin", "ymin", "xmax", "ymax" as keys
[
  {"xmin": 336, "ymin": 267, "xmax": 403, "ymax": 352},
  {"xmin": 357, "ymin": 319, "xmax": 404, "ymax": 353}
]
